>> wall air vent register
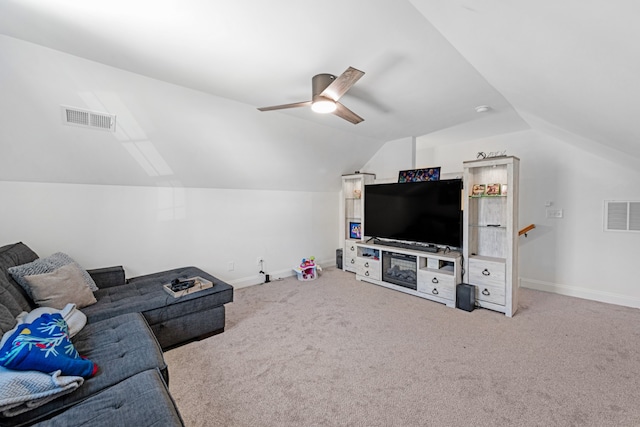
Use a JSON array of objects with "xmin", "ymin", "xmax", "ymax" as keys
[
  {"xmin": 60, "ymin": 105, "xmax": 116, "ymax": 132},
  {"xmin": 604, "ymin": 201, "xmax": 640, "ymax": 232}
]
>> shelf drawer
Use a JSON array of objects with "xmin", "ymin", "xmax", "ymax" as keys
[
  {"xmin": 417, "ymin": 271, "xmax": 455, "ymax": 300},
  {"xmin": 344, "ymin": 241, "xmax": 358, "ymax": 272},
  {"xmin": 356, "ymin": 258, "xmax": 380, "ymax": 280},
  {"xmin": 475, "ymin": 283, "xmax": 505, "ymax": 305},
  {"xmin": 468, "ymin": 257, "xmax": 505, "ymax": 287},
  {"xmin": 345, "ymin": 241, "xmax": 358, "ymax": 255}
]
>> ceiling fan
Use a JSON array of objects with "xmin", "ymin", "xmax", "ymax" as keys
[{"xmin": 258, "ymin": 66, "xmax": 365, "ymax": 124}]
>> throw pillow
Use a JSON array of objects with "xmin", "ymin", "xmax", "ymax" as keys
[
  {"xmin": 0, "ymin": 313, "xmax": 97, "ymax": 378},
  {"xmin": 23, "ymin": 264, "xmax": 97, "ymax": 310},
  {"xmin": 7, "ymin": 252, "xmax": 98, "ymax": 300}
]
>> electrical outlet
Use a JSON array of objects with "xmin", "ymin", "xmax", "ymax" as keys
[
  {"xmin": 227, "ymin": 261, "xmax": 234, "ymax": 271},
  {"xmin": 546, "ymin": 209, "xmax": 563, "ymax": 219},
  {"xmin": 257, "ymin": 256, "xmax": 264, "ymax": 265}
]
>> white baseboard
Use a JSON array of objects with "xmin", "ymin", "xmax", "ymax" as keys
[
  {"xmin": 520, "ymin": 277, "xmax": 640, "ymax": 309},
  {"xmin": 229, "ymin": 259, "xmax": 335, "ymax": 290}
]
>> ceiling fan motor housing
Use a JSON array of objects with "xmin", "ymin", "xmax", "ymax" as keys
[{"xmin": 312, "ymin": 73, "xmax": 336, "ymax": 99}]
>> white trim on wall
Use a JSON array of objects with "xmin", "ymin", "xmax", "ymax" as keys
[
  {"xmin": 521, "ymin": 277, "xmax": 640, "ymax": 309},
  {"xmin": 229, "ymin": 259, "xmax": 336, "ymax": 290}
]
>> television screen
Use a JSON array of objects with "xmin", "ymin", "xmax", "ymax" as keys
[{"xmin": 364, "ymin": 179, "xmax": 463, "ymax": 248}]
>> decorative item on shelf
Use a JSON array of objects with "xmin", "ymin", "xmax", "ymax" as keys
[
  {"xmin": 398, "ymin": 167, "xmax": 441, "ymax": 183},
  {"xmin": 471, "ymin": 184, "xmax": 486, "ymax": 197},
  {"xmin": 353, "ymin": 189, "xmax": 362, "ymax": 199},
  {"xmin": 476, "ymin": 151, "xmax": 507, "ymax": 159},
  {"xmin": 485, "ymin": 183, "xmax": 501, "ymax": 196},
  {"xmin": 293, "ymin": 257, "xmax": 321, "ymax": 281},
  {"xmin": 349, "ymin": 222, "xmax": 362, "ymax": 239},
  {"xmin": 501, "ymin": 184, "xmax": 508, "ymax": 196}
]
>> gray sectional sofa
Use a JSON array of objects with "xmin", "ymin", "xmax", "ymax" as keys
[{"xmin": 0, "ymin": 242, "xmax": 234, "ymax": 426}]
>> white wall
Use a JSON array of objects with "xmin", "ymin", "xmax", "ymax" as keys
[
  {"xmin": 417, "ymin": 128, "xmax": 640, "ymax": 308},
  {"xmin": 361, "ymin": 136, "xmax": 416, "ymax": 183},
  {"xmin": 0, "ymin": 181, "xmax": 339, "ymax": 287}
]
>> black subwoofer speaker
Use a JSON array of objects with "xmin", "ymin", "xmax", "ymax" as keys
[{"xmin": 456, "ymin": 283, "xmax": 476, "ymax": 312}]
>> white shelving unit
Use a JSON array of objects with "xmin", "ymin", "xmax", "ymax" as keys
[
  {"xmin": 342, "ymin": 173, "xmax": 375, "ymax": 273},
  {"xmin": 463, "ymin": 156, "xmax": 519, "ymax": 317}
]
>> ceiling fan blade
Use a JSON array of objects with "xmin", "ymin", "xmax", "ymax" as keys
[
  {"xmin": 333, "ymin": 102, "xmax": 364, "ymax": 124},
  {"xmin": 257, "ymin": 101, "xmax": 311, "ymax": 111},
  {"xmin": 320, "ymin": 66, "xmax": 365, "ymax": 101}
]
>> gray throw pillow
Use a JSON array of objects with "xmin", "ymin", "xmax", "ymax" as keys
[
  {"xmin": 7, "ymin": 252, "xmax": 98, "ymax": 300},
  {"xmin": 23, "ymin": 264, "xmax": 97, "ymax": 309}
]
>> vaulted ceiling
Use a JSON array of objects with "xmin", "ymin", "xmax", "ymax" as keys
[{"xmin": 0, "ymin": 0, "xmax": 637, "ymax": 191}]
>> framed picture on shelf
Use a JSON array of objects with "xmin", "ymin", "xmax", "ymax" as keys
[
  {"xmin": 471, "ymin": 184, "xmax": 485, "ymax": 197},
  {"xmin": 485, "ymin": 183, "xmax": 502, "ymax": 196},
  {"xmin": 501, "ymin": 184, "xmax": 508, "ymax": 196},
  {"xmin": 398, "ymin": 167, "xmax": 441, "ymax": 183},
  {"xmin": 349, "ymin": 222, "xmax": 362, "ymax": 239}
]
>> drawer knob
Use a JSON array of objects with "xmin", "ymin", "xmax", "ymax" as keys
[
  {"xmin": 482, "ymin": 288, "xmax": 490, "ymax": 296},
  {"xmin": 350, "ymin": 259, "xmax": 355, "ymax": 264},
  {"xmin": 365, "ymin": 262, "xmax": 369, "ymax": 268},
  {"xmin": 431, "ymin": 277, "xmax": 439, "ymax": 284},
  {"xmin": 365, "ymin": 271, "xmax": 370, "ymax": 276},
  {"xmin": 432, "ymin": 288, "xmax": 439, "ymax": 295},
  {"xmin": 350, "ymin": 246, "xmax": 355, "ymax": 251},
  {"xmin": 482, "ymin": 269, "xmax": 490, "ymax": 276}
]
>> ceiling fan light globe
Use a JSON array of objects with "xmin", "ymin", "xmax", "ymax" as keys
[{"xmin": 311, "ymin": 99, "xmax": 337, "ymax": 114}]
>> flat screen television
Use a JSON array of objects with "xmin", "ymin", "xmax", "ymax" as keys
[{"xmin": 364, "ymin": 179, "xmax": 463, "ymax": 248}]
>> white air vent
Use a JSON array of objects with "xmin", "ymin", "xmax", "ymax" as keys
[
  {"xmin": 61, "ymin": 105, "xmax": 116, "ymax": 132},
  {"xmin": 604, "ymin": 201, "xmax": 640, "ymax": 232}
]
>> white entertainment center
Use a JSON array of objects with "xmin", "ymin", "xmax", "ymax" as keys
[
  {"xmin": 342, "ymin": 156, "xmax": 519, "ymax": 317},
  {"xmin": 353, "ymin": 241, "xmax": 462, "ymax": 308}
]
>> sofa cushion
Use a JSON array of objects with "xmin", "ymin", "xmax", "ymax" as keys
[
  {"xmin": 0, "ymin": 243, "xmax": 39, "ymax": 316},
  {"xmin": 8, "ymin": 252, "xmax": 98, "ymax": 301},
  {"xmin": 86, "ymin": 266, "xmax": 125, "ymax": 289},
  {"xmin": 1, "ymin": 312, "xmax": 167, "ymax": 426},
  {"xmin": 23, "ymin": 264, "xmax": 97, "ymax": 310},
  {"xmin": 0, "ymin": 304, "xmax": 16, "ymax": 336},
  {"xmin": 32, "ymin": 369, "xmax": 184, "ymax": 427}
]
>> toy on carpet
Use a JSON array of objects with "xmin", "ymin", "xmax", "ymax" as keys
[{"xmin": 293, "ymin": 256, "xmax": 322, "ymax": 281}]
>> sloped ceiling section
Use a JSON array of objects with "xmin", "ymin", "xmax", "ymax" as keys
[
  {"xmin": 0, "ymin": 0, "xmax": 527, "ymax": 191},
  {"xmin": 0, "ymin": 36, "xmax": 382, "ymax": 192},
  {"xmin": 6, "ymin": 1, "xmax": 638, "ymax": 190},
  {"xmin": 410, "ymin": 0, "xmax": 640, "ymax": 162}
]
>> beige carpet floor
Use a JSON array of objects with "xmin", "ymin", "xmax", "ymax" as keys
[{"xmin": 165, "ymin": 267, "xmax": 640, "ymax": 427}]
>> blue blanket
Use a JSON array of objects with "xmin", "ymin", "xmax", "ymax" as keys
[{"xmin": 0, "ymin": 313, "xmax": 96, "ymax": 378}]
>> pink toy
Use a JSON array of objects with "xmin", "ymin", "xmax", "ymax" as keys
[
  {"xmin": 300, "ymin": 256, "xmax": 316, "ymax": 268},
  {"xmin": 295, "ymin": 256, "xmax": 317, "ymax": 281}
]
